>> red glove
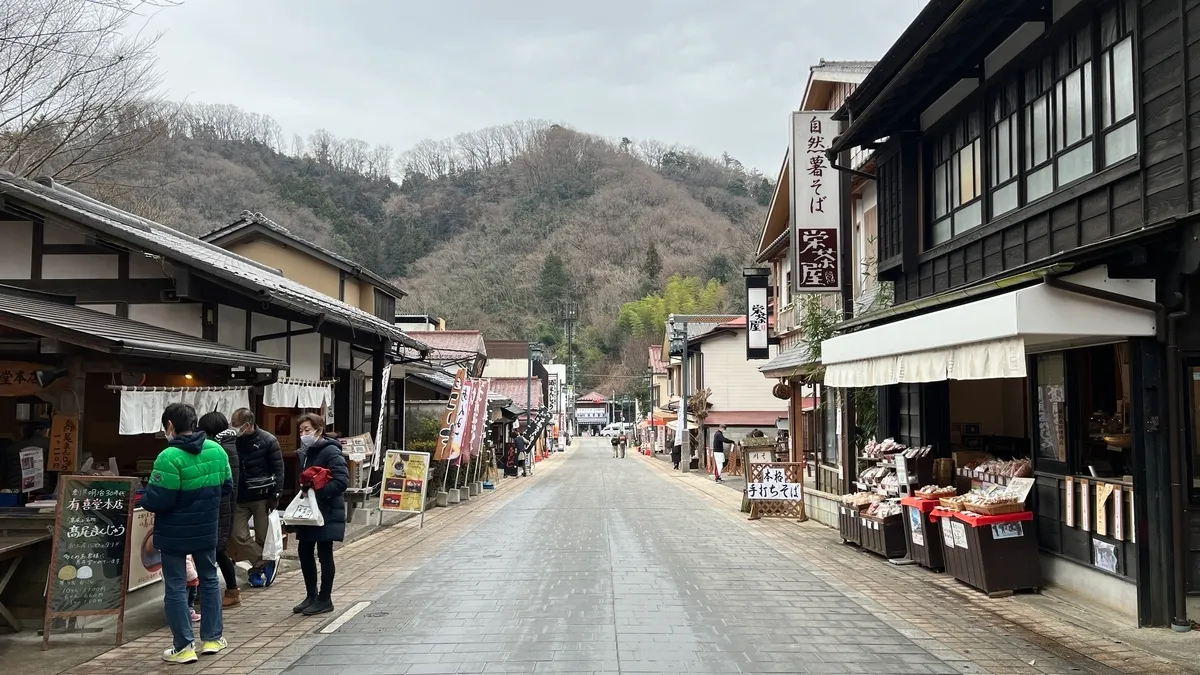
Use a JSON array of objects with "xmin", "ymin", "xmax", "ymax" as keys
[{"xmin": 299, "ymin": 466, "xmax": 332, "ymax": 491}]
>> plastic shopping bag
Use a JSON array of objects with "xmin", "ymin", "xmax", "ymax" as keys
[
  {"xmin": 261, "ymin": 510, "xmax": 284, "ymax": 562},
  {"xmin": 281, "ymin": 489, "xmax": 325, "ymax": 528}
]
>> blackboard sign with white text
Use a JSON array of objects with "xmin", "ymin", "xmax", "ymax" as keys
[{"xmin": 42, "ymin": 476, "xmax": 137, "ymax": 649}]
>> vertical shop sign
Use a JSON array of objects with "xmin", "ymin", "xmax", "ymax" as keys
[
  {"xmin": 48, "ymin": 414, "xmax": 79, "ymax": 473},
  {"xmin": 790, "ymin": 111, "xmax": 840, "ymax": 294}
]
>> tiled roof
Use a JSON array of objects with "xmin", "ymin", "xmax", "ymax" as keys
[
  {"xmin": 404, "ymin": 364, "xmax": 512, "ymax": 406},
  {"xmin": 0, "ymin": 286, "xmax": 288, "ymax": 369},
  {"xmin": 577, "ymin": 391, "xmax": 608, "ymax": 403},
  {"xmin": 0, "ymin": 174, "xmax": 427, "ymax": 355},
  {"xmin": 758, "ymin": 345, "xmax": 817, "ymax": 378},
  {"xmin": 203, "ymin": 211, "xmax": 408, "ymax": 300},
  {"xmin": 648, "ymin": 346, "xmax": 668, "ymax": 374},
  {"xmin": 812, "ymin": 59, "xmax": 877, "ymax": 73},
  {"xmin": 490, "ymin": 378, "xmax": 543, "ymax": 410},
  {"xmin": 406, "ymin": 330, "xmax": 486, "ymax": 364}
]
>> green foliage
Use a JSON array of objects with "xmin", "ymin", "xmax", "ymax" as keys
[
  {"xmin": 703, "ymin": 253, "xmax": 735, "ymax": 284},
  {"xmin": 406, "ymin": 414, "xmax": 443, "ymax": 444},
  {"xmin": 798, "ymin": 294, "xmax": 839, "ymax": 364},
  {"xmin": 617, "ymin": 275, "xmax": 728, "ymax": 337}
]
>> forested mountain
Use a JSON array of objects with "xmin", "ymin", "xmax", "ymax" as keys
[{"xmin": 80, "ymin": 105, "xmax": 773, "ymax": 390}]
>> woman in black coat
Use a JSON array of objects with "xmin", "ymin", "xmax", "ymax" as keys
[
  {"xmin": 291, "ymin": 413, "xmax": 348, "ymax": 616},
  {"xmin": 198, "ymin": 412, "xmax": 241, "ymax": 607}
]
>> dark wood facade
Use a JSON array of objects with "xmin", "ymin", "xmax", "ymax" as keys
[{"xmin": 831, "ymin": 0, "xmax": 1200, "ymax": 628}]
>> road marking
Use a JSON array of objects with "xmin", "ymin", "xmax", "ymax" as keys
[{"xmin": 320, "ymin": 600, "xmax": 370, "ymax": 634}]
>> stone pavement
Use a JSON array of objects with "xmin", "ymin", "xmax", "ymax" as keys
[{"xmin": 29, "ymin": 438, "xmax": 1200, "ymax": 675}]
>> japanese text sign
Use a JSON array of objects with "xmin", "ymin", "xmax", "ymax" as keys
[
  {"xmin": 746, "ymin": 272, "xmax": 770, "ymax": 360},
  {"xmin": 49, "ymin": 413, "xmax": 79, "ymax": 473},
  {"xmin": 43, "ymin": 476, "xmax": 138, "ymax": 649},
  {"xmin": 380, "ymin": 449, "xmax": 429, "ymax": 514},
  {"xmin": 790, "ymin": 111, "xmax": 840, "ymax": 294},
  {"xmin": 0, "ymin": 361, "xmax": 46, "ymax": 396}
]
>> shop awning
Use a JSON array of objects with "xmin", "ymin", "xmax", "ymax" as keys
[
  {"xmin": 0, "ymin": 287, "xmax": 288, "ymax": 369},
  {"xmin": 820, "ymin": 267, "xmax": 1157, "ymax": 387}
]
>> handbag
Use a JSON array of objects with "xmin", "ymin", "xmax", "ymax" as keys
[
  {"xmin": 282, "ymin": 489, "xmax": 325, "ymax": 528},
  {"xmin": 244, "ymin": 475, "xmax": 276, "ymax": 500}
]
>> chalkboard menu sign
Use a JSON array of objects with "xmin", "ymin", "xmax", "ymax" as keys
[{"xmin": 42, "ymin": 476, "xmax": 137, "ymax": 649}]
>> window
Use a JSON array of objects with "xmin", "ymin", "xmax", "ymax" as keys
[
  {"xmin": 989, "ymin": 81, "xmax": 1020, "ymax": 217},
  {"xmin": 897, "ymin": 383, "xmax": 922, "ymax": 448},
  {"xmin": 923, "ymin": 5, "xmax": 1139, "ymax": 249},
  {"xmin": 373, "ymin": 289, "xmax": 397, "ymax": 323},
  {"xmin": 1100, "ymin": 2, "xmax": 1136, "ymax": 165},
  {"xmin": 930, "ymin": 111, "xmax": 982, "ymax": 245}
]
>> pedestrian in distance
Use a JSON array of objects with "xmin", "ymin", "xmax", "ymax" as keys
[
  {"xmin": 515, "ymin": 431, "xmax": 528, "ymax": 476},
  {"xmin": 712, "ymin": 424, "xmax": 731, "ymax": 483},
  {"xmin": 141, "ymin": 402, "xmax": 232, "ymax": 664},
  {"xmin": 291, "ymin": 413, "xmax": 349, "ymax": 616},
  {"xmin": 229, "ymin": 408, "xmax": 284, "ymax": 588},
  {"xmin": 618, "ymin": 433, "xmax": 627, "ymax": 458},
  {"xmin": 611, "ymin": 434, "xmax": 620, "ymax": 458},
  {"xmin": 197, "ymin": 411, "xmax": 242, "ymax": 607}
]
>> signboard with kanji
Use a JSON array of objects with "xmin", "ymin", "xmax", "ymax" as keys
[
  {"xmin": 43, "ymin": 476, "xmax": 138, "ymax": 649},
  {"xmin": 746, "ymin": 462, "xmax": 806, "ymax": 521},
  {"xmin": 789, "ymin": 111, "xmax": 841, "ymax": 294},
  {"xmin": 0, "ymin": 361, "xmax": 46, "ymax": 396},
  {"xmin": 48, "ymin": 414, "xmax": 79, "ymax": 473},
  {"xmin": 746, "ymin": 273, "xmax": 770, "ymax": 360}
]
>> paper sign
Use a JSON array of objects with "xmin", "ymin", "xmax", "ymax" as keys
[
  {"xmin": 1005, "ymin": 477, "xmax": 1035, "ymax": 503},
  {"xmin": 942, "ymin": 518, "xmax": 955, "ymax": 548},
  {"xmin": 19, "ymin": 447, "xmax": 43, "ymax": 492},
  {"xmin": 991, "ymin": 522, "xmax": 1024, "ymax": 540},
  {"xmin": 1095, "ymin": 483, "xmax": 1115, "ymax": 536},
  {"xmin": 908, "ymin": 507, "xmax": 924, "ymax": 547},
  {"xmin": 951, "ymin": 520, "xmax": 969, "ymax": 549}
]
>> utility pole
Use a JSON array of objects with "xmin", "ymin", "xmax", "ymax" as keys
[{"xmin": 559, "ymin": 300, "xmax": 579, "ymax": 435}]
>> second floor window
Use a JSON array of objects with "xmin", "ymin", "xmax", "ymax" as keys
[
  {"xmin": 925, "ymin": 0, "xmax": 1138, "ymax": 250},
  {"xmin": 931, "ymin": 111, "xmax": 982, "ymax": 245}
]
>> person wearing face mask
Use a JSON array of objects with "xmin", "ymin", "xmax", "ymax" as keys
[
  {"xmin": 290, "ymin": 413, "xmax": 349, "ymax": 616},
  {"xmin": 229, "ymin": 408, "xmax": 284, "ymax": 588},
  {"xmin": 141, "ymin": 403, "xmax": 233, "ymax": 663}
]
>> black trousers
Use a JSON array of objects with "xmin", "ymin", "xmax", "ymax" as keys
[
  {"xmin": 671, "ymin": 446, "xmax": 682, "ymax": 469},
  {"xmin": 299, "ymin": 540, "xmax": 335, "ymax": 600},
  {"xmin": 216, "ymin": 549, "xmax": 238, "ymax": 589}
]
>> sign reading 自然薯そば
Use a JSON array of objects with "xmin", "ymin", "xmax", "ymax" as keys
[
  {"xmin": 43, "ymin": 476, "xmax": 138, "ymax": 649},
  {"xmin": 789, "ymin": 111, "xmax": 840, "ymax": 295}
]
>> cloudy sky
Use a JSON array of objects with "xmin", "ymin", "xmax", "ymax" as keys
[{"xmin": 145, "ymin": 0, "xmax": 923, "ymax": 173}]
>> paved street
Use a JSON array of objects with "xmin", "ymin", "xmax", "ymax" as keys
[{"xmin": 49, "ymin": 438, "xmax": 1197, "ymax": 675}]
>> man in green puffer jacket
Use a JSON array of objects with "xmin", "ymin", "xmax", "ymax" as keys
[{"xmin": 141, "ymin": 403, "xmax": 233, "ymax": 664}]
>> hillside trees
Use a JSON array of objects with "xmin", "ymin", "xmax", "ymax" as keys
[{"xmin": 0, "ymin": 0, "xmax": 174, "ymax": 182}]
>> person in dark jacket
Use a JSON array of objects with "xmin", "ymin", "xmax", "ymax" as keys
[
  {"xmin": 141, "ymin": 403, "xmax": 232, "ymax": 664},
  {"xmin": 229, "ymin": 408, "xmax": 284, "ymax": 588},
  {"xmin": 291, "ymin": 413, "xmax": 349, "ymax": 616},
  {"xmin": 711, "ymin": 425, "xmax": 730, "ymax": 483},
  {"xmin": 197, "ymin": 412, "xmax": 241, "ymax": 608}
]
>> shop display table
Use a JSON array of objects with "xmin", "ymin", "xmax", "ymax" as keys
[
  {"xmin": 900, "ymin": 496, "xmax": 944, "ymax": 571},
  {"xmin": 859, "ymin": 511, "xmax": 907, "ymax": 559},
  {"xmin": 931, "ymin": 508, "xmax": 1039, "ymax": 597},
  {"xmin": 838, "ymin": 503, "xmax": 863, "ymax": 545},
  {"xmin": 0, "ymin": 533, "xmax": 51, "ymax": 632}
]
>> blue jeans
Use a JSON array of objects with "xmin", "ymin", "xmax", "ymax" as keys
[{"xmin": 161, "ymin": 550, "xmax": 223, "ymax": 650}]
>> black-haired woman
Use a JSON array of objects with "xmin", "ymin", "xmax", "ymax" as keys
[{"xmin": 197, "ymin": 411, "xmax": 241, "ymax": 607}]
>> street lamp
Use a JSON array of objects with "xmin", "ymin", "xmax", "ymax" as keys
[{"xmin": 527, "ymin": 341, "xmax": 544, "ymax": 475}]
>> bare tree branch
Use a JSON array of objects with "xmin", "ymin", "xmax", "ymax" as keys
[{"xmin": 0, "ymin": 0, "xmax": 174, "ymax": 182}]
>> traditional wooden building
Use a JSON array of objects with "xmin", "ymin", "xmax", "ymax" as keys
[{"xmin": 818, "ymin": 0, "xmax": 1199, "ymax": 628}]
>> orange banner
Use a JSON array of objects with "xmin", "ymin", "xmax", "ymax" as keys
[
  {"xmin": 432, "ymin": 369, "xmax": 467, "ymax": 462},
  {"xmin": 48, "ymin": 414, "xmax": 79, "ymax": 473}
]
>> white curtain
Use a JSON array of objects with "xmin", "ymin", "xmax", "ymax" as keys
[
  {"xmin": 263, "ymin": 380, "xmax": 330, "ymax": 409},
  {"xmin": 118, "ymin": 388, "xmax": 252, "ymax": 435}
]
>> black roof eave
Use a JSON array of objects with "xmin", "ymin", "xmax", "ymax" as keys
[{"xmin": 830, "ymin": 0, "xmax": 1032, "ymax": 154}]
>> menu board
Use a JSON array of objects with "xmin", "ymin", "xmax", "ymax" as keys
[
  {"xmin": 379, "ymin": 450, "xmax": 429, "ymax": 522},
  {"xmin": 42, "ymin": 476, "xmax": 137, "ymax": 649}
]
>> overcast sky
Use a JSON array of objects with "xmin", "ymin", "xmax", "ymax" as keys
[{"xmin": 144, "ymin": 0, "xmax": 923, "ymax": 174}]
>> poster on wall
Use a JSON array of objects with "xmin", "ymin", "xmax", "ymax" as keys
[{"xmin": 266, "ymin": 408, "xmax": 297, "ymax": 455}]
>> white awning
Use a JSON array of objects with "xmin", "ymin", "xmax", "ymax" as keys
[{"xmin": 821, "ymin": 266, "xmax": 1156, "ymax": 387}]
